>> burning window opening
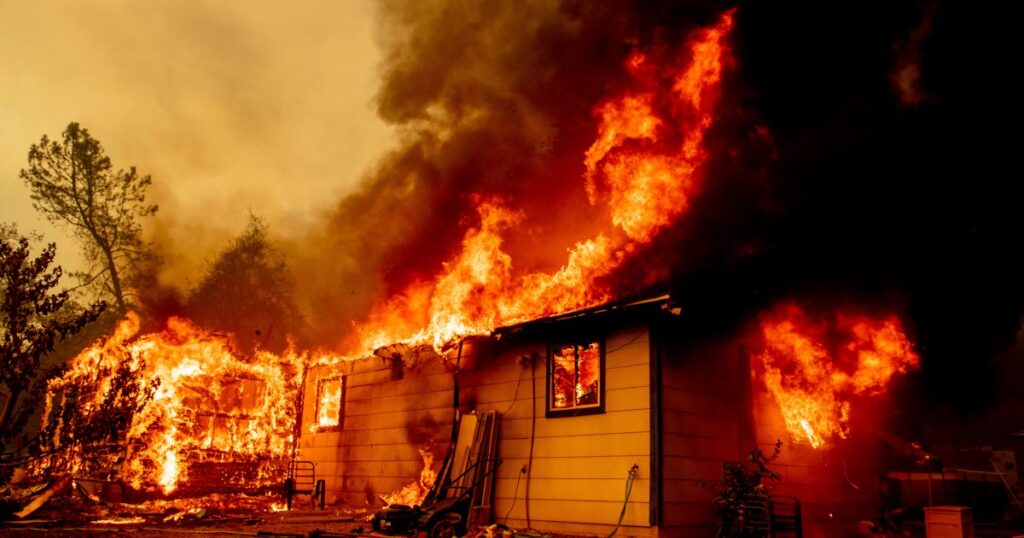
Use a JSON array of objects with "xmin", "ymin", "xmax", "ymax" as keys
[
  {"xmin": 757, "ymin": 303, "xmax": 920, "ymax": 449},
  {"xmin": 313, "ymin": 376, "xmax": 344, "ymax": 432},
  {"xmin": 548, "ymin": 340, "xmax": 603, "ymax": 415}
]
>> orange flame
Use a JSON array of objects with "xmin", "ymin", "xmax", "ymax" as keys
[
  {"xmin": 315, "ymin": 379, "xmax": 343, "ymax": 431},
  {"xmin": 338, "ymin": 10, "xmax": 736, "ymax": 360},
  {"xmin": 41, "ymin": 312, "xmax": 304, "ymax": 494},
  {"xmin": 758, "ymin": 304, "xmax": 920, "ymax": 448},
  {"xmin": 381, "ymin": 446, "xmax": 437, "ymax": 506}
]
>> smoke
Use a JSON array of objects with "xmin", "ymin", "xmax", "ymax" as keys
[
  {"xmin": 690, "ymin": 1, "xmax": 1022, "ymax": 414},
  {"xmin": 289, "ymin": 0, "xmax": 736, "ymax": 346},
  {"xmin": 891, "ymin": 3, "xmax": 938, "ymax": 107},
  {"xmin": 9, "ymin": 0, "xmax": 1015, "ymax": 421},
  {"xmin": 0, "ymin": 0, "xmax": 391, "ymax": 292},
  {"xmin": 289, "ymin": 0, "xmax": 1024, "ymax": 420}
]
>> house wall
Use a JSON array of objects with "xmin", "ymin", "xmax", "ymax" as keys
[
  {"xmin": 751, "ymin": 387, "xmax": 880, "ymax": 538},
  {"xmin": 657, "ymin": 326, "xmax": 745, "ymax": 537},
  {"xmin": 657, "ymin": 322, "xmax": 881, "ymax": 537},
  {"xmin": 297, "ymin": 354, "xmax": 455, "ymax": 507},
  {"xmin": 457, "ymin": 322, "xmax": 655, "ymax": 537},
  {"xmin": 297, "ymin": 321, "xmax": 654, "ymax": 536}
]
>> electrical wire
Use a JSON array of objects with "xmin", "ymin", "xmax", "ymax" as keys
[
  {"xmin": 603, "ymin": 331, "xmax": 647, "ymax": 356},
  {"xmin": 503, "ymin": 466, "xmax": 525, "ymax": 525},
  {"xmin": 500, "ymin": 363, "xmax": 528, "ymax": 416}
]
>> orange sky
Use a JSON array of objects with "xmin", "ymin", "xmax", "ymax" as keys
[{"xmin": 0, "ymin": 0, "xmax": 393, "ymax": 285}]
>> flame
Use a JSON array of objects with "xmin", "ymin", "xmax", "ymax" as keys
[
  {"xmin": 381, "ymin": 446, "xmax": 437, "ymax": 506},
  {"xmin": 758, "ymin": 304, "xmax": 920, "ymax": 448},
  {"xmin": 315, "ymin": 379, "xmax": 343, "ymax": 430},
  {"xmin": 36, "ymin": 10, "xmax": 738, "ymax": 496},
  {"xmin": 90, "ymin": 516, "xmax": 146, "ymax": 525},
  {"xmin": 338, "ymin": 10, "xmax": 735, "ymax": 359},
  {"xmin": 40, "ymin": 312, "xmax": 304, "ymax": 494}
]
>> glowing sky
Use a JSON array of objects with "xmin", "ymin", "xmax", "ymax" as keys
[{"xmin": 0, "ymin": 0, "xmax": 393, "ymax": 283}]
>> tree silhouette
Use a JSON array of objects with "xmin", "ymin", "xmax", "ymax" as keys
[
  {"xmin": 1, "ymin": 225, "xmax": 104, "ymax": 447},
  {"xmin": 20, "ymin": 122, "xmax": 158, "ymax": 313},
  {"xmin": 187, "ymin": 215, "xmax": 303, "ymax": 354}
]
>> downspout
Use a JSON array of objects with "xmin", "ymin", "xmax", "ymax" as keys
[
  {"xmin": 525, "ymin": 354, "xmax": 536, "ymax": 530},
  {"xmin": 452, "ymin": 340, "xmax": 463, "ymax": 444}
]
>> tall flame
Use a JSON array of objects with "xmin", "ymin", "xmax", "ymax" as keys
[
  {"xmin": 758, "ymin": 304, "xmax": 920, "ymax": 448},
  {"xmin": 343, "ymin": 10, "xmax": 735, "ymax": 358}
]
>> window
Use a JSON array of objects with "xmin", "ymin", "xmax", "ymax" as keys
[
  {"xmin": 547, "ymin": 339, "xmax": 604, "ymax": 417},
  {"xmin": 314, "ymin": 376, "xmax": 344, "ymax": 432}
]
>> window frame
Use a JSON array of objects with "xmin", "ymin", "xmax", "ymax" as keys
[
  {"xmin": 314, "ymin": 375, "xmax": 345, "ymax": 433},
  {"xmin": 545, "ymin": 336, "xmax": 606, "ymax": 418}
]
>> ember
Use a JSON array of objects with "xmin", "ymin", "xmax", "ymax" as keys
[{"xmin": 757, "ymin": 303, "xmax": 920, "ymax": 448}]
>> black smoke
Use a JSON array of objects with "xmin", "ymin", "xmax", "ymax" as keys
[{"xmin": 291, "ymin": 0, "xmax": 1022, "ymax": 430}]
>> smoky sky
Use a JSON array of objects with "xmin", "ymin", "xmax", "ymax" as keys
[
  {"xmin": 0, "ymin": 0, "xmax": 391, "ymax": 284},
  {"xmin": 292, "ymin": 0, "xmax": 734, "ymax": 344}
]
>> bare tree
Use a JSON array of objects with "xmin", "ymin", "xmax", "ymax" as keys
[{"xmin": 20, "ymin": 122, "xmax": 158, "ymax": 313}]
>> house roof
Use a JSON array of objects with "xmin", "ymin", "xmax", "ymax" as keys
[{"xmin": 490, "ymin": 291, "xmax": 677, "ymax": 339}]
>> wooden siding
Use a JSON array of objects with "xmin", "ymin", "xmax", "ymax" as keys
[
  {"xmin": 657, "ymin": 324, "xmax": 881, "ymax": 538},
  {"xmin": 297, "ymin": 323, "xmax": 652, "ymax": 536},
  {"xmin": 658, "ymin": 332, "xmax": 744, "ymax": 536},
  {"xmin": 750, "ymin": 388, "xmax": 880, "ymax": 538},
  {"xmin": 461, "ymin": 324, "xmax": 653, "ymax": 536},
  {"xmin": 298, "ymin": 355, "xmax": 455, "ymax": 507}
]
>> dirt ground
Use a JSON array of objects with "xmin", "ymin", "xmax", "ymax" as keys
[{"xmin": 0, "ymin": 490, "xmax": 381, "ymax": 538}]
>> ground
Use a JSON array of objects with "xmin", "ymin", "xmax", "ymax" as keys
[{"xmin": 0, "ymin": 491, "xmax": 376, "ymax": 537}]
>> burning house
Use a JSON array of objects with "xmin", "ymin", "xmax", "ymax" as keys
[
  {"xmin": 5, "ymin": 2, "xmax": 1022, "ymax": 537},
  {"xmin": 298, "ymin": 292, "xmax": 918, "ymax": 537}
]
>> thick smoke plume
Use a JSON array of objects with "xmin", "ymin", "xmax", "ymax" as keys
[
  {"xmin": 289, "ymin": 0, "xmax": 737, "ymax": 346},
  {"xmin": 290, "ymin": 0, "xmax": 1021, "ymax": 434}
]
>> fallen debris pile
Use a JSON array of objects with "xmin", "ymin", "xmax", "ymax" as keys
[{"xmin": 0, "ymin": 477, "xmax": 373, "ymax": 536}]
